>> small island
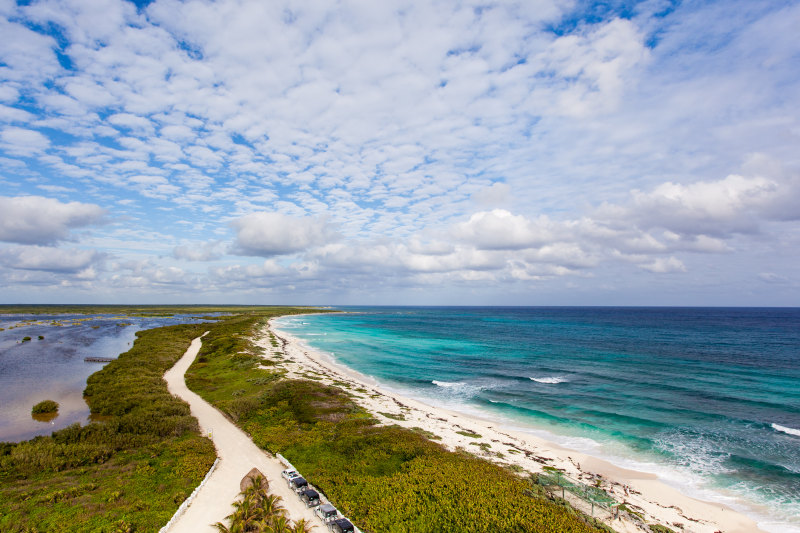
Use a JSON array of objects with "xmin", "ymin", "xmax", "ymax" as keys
[{"xmin": 31, "ymin": 399, "xmax": 59, "ymax": 422}]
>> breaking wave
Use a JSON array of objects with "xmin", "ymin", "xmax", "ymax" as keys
[
  {"xmin": 531, "ymin": 376, "xmax": 568, "ymax": 384},
  {"xmin": 772, "ymin": 423, "xmax": 800, "ymax": 437}
]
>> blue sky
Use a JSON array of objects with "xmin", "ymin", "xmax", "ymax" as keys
[{"xmin": 0, "ymin": 0, "xmax": 798, "ymax": 305}]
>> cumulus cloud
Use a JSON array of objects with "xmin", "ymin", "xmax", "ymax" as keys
[
  {"xmin": 0, "ymin": 127, "xmax": 50, "ymax": 156},
  {"xmin": 231, "ymin": 212, "xmax": 337, "ymax": 257},
  {"xmin": 173, "ymin": 240, "xmax": 225, "ymax": 261},
  {"xmin": 0, "ymin": 196, "xmax": 106, "ymax": 245},
  {"xmin": 453, "ymin": 210, "xmax": 555, "ymax": 250},
  {"xmin": 0, "ymin": 245, "xmax": 103, "ymax": 273},
  {"xmin": 626, "ymin": 174, "xmax": 781, "ymax": 236}
]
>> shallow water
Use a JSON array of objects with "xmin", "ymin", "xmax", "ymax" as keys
[
  {"xmin": 275, "ymin": 307, "xmax": 800, "ymax": 531},
  {"xmin": 0, "ymin": 313, "xmax": 215, "ymax": 442}
]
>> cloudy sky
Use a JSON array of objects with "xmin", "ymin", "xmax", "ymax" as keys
[{"xmin": 0, "ymin": 0, "xmax": 798, "ymax": 305}]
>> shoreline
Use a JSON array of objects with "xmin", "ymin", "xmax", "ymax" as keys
[{"xmin": 267, "ymin": 314, "xmax": 765, "ymax": 533}]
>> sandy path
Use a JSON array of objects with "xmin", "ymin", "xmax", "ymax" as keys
[{"xmin": 163, "ymin": 334, "xmax": 324, "ymax": 532}]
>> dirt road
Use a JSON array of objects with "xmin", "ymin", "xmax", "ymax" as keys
[{"xmin": 163, "ymin": 334, "xmax": 323, "ymax": 532}]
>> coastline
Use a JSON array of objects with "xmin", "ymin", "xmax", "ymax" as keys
[{"xmin": 268, "ymin": 315, "xmax": 764, "ymax": 533}]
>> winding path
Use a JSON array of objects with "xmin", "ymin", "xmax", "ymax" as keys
[{"xmin": 163, "ymin": 335, "xmax": 323, "ymax": 532}]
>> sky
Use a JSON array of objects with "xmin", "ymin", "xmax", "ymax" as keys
[{"xmin": 0, "ymin": 0, "xmax": 798, "ymax": 306}]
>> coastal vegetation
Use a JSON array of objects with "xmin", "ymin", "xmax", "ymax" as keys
[
  {"xmin": 187, "ymin": 313, "xmax": 609, "ymax": 533},
  {"xmin": 31, "ymin": 400, "xmax": 59, "ymax": 415},
  {"xmin": 0, "ymin": 320, "xmax": 218, "ymax": 532}
]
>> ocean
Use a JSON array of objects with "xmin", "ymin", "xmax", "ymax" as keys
[
  {"xmin": 274, "ymin": 307, "xmax": 800, "ymax": 532},
  {"xmin": 0, "ymin": 313, "xmax": 216, "ymax": 442}
]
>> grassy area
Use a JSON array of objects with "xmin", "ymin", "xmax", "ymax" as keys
[
  {"xmin": 0, "ymin": 321, "xmax": 217, "ymax": 532},
  {"xmin": 187, "ymin": 312, "xmax": 610, "ymax": 533}
]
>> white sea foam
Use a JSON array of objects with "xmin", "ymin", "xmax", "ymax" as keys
[
  {"xmin": 772, "ymin": 423, "xmax": 800, "ymax": 437},
  {"xmin": 530, "ymin": 376, "xmax": 568, "ymax": 384},
  {"xmin": 432, "ymin": 380, "xmax": 459, "ymax": 388}
]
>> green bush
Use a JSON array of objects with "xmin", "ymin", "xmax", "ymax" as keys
[{"xmin": 31, "ymin": 400, "xmax": 59, "ymax": 415}]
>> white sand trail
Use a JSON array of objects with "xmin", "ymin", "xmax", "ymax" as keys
[{"xmin": 163, "ymin": 334, "xmax": 323, "ymax": 532}]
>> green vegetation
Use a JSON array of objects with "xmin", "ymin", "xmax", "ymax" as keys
[
  {"xmin": 21, "ymin": 336, "xmax": 31, "ymax": 342},
  {"xmin": 409, "ymin": 426, "xmax": 441, "ymax": 440},
  {"xmin": 213, "ymin": 473, "xmax": 311, "ymax": 533},
  {"xmin": 456, "ymin": 430, "xmax": 482, "ymax": 438},
  {"xmin": 31, "ymin": 400, "xmax": 59, "ymax": 415},
  {"xmin": 647, "ymin": 525, "xmax": 676, "ymax": 533},
  {"xmin": 378, "ymin": 411, "xmax": 406, "ymax": 421},
  {"xmin": 187, "ymin": 312, "xmax": 608, "ymax": 533},
  {"xmin": 0, "ymin": 321, "xmax": 217, "ymax": 532}
]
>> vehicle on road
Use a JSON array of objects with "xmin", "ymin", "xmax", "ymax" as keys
[
  {"xmin": 300, "ymin": 488, "xmax": 320, "ymax": 507},
  {"xmin": 330, "ymin": 518, "xmax": 355, "ymax": 533},
  {"xmin": 316, "ymin": 503, "xmax": 338, "ymax": 523}
]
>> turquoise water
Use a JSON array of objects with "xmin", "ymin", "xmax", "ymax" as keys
[{"xmin": 275, "ymin": 307, "xmax": 800, "ymax": 531}]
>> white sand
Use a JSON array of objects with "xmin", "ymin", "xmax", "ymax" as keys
[
  {"xmin": 267, "ymin": 317, "xmax": 764, "ymax": 533},
  {"xmin": 163, "ymin": 334, "xmax": 325, "ymax": 532}
]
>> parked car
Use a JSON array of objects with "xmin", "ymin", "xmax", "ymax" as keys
[
  {"xmin": 330, "ymin": 518, "xmax": 355, "ymax": 533},
  {"xmin": 289, "ymin": 476, "xmax": 309, "ymax": 491},
  {"xmin": 300, "ymin": 488, "xmax": 320, "ymax": 507},
  {"xmin": 316, "ymin": 503, "xmax": 338, "ymax": 523},
  {"xmin": 281, "ymin": 469, "xmax": 300, "ymax": 482}
]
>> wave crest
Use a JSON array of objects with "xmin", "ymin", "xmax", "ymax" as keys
[
  {"xmin": 772, "ymin": 423, "xmax": 800, "ymax": 437},
  {"xmin": 530, "ymin": 376, "xmax": 568, "ymax": 384}
]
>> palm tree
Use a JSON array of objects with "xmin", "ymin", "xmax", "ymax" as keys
[
  {"xmin": 215, "ymin": 472, "xmax": 303, "ymax": 533},
  {"xmin": 213, "ymin": 520, "xmax": 245, "ymax": 533},
  {"xmin": 243, "ymin": 474, "xmax": 269, "ymax": 503},
  {"xmin": 263, "ymin": 514, "xmax": 291, "ymax": 533},
  {"xmin": 259, "ymin": 493, "xmax": 284, "ymax": 519},
  {"xmin": 228, "ymin": 497, "xmax": 260, "ymax": 531},
  {"xmin": 290, "ymin": 518, "xmax": 313, "ymax": 533}
]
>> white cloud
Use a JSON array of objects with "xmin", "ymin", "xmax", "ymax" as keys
[
  {"xmin": 0, "ymin": 196, "xmax": 106, "ymax": 245},
  {"xmin": 639, "ymin": 257, "xmax": 687, "ymax": 274},
  {"xmin": 0, "ymin": 127, "xmax": 50, "ymax": 156},
  {"xmin": 453, "ymin": 209, "xmax": 555, "ymax": 250},
  {"xmin": 231, "ymin": 212, "xmax": 337, "ymax": 257},
  {"xmin": 626, "ymin": 174, "xmax": 781, "ymax": 236},
  {"xmin": 0, "ymin": 245, "xmax": 103, "ymax": 273},
  {"xmin": 173, "ymin": 240, "xmax": 225, "ymax": 261}
]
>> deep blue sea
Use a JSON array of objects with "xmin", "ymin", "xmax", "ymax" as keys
[{"xmin": 274, "ymin": 307, "xmax": 800, "ymax": 531}]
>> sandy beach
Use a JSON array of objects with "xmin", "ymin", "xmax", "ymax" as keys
[{"xmin": 267, "ymin": 316, "xmax": 764, "ymax": 533}]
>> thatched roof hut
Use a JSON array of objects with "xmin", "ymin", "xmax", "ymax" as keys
[{"xmin": 240, "ymin": 467, "xmax": 269, "ymax": 493}]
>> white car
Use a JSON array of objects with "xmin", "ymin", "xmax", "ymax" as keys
[{"xmin": 281, "ymin": 469, "xmax": 300, "ymax": 482}]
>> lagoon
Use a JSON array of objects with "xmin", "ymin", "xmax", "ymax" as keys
[{"xmin": 0, "ymin": 313, "xmax": 215, "ymax": 442}]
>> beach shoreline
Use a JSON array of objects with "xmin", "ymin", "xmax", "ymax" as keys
[{"xmin": 267, "ymin": 314, "xmax": 765, "ymax": 533}]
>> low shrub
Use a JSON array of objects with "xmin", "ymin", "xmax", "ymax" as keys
[{"xmin": 31, "ymin": 400, "xmax": 59, "ymax": 415}]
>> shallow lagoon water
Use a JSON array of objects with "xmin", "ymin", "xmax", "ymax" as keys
[{"xmin": 0, "ymin": 313, "xmax": 214, "ymax": 442}]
